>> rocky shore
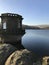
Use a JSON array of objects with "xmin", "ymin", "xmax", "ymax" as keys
[
  {"xmin": 5, "ymin": 49, "xmax": 34, "ymax": 65},
  {"xmin": 0, "ymin": 43, "xmax": 49, "ymax": 65},
  {"xmin": 0, "ymin": 43, "xmax": 36, "ymax": 65}
]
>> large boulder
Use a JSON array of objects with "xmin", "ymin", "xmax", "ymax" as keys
[
  {"xmin": 0, "ymin": 44, "xmax": 43, "ymax": 65},
  {"xmin": 0, "ymin": 43, "xmax": 16, "ymax": 65},
  {"xmin": 5, "ymin": 49, "xmax": 42, "ymax": 65}
]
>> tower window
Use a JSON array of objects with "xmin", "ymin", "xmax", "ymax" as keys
[{"xmin": 3, "ymin": 22, "xmax": 6, "ymax": 29}]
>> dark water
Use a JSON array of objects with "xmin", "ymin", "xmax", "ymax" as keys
[{"xmin": 22, "ymin": 29, "xmax": 49, "ymax": 56}]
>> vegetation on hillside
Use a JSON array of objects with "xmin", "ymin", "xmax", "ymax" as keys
[{"xmin": 22, "ymin": 25, "xmax": 49, "ymax": 29}]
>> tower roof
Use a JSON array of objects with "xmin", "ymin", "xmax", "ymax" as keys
[{"xmin": 0, "ymin": 13, "xmax": 23, "ymax": 19}]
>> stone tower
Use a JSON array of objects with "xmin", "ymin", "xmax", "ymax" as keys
[
  {"xmin": 0, "ymin": 13, "xmax": 25, "ymax": 43},
  {"xmin": 1, "ymin": 13, "xmax": 23, "ymax": 35}
]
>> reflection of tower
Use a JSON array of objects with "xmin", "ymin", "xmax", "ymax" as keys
[{"xmin": 0, "ymin": 13, "xmax": 25, "ymax": 45}]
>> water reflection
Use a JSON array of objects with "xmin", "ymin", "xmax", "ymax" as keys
[{"xmin": 22, "ymin": 29, "xmax": 49, "ymax": 56}]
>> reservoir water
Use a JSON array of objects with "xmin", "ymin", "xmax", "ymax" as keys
[{"xmin": 22, "ymin": 29, "xmax": 49, "ymax": 57}]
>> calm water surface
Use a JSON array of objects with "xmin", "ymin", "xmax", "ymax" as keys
[{"xmin": 22, "ymin": 29, "xmax": 49, "ymax": 56}]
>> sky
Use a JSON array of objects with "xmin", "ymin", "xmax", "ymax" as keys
[{"xmin": 0, "ymin": 0, "xmax": 49, "ymax": 25}]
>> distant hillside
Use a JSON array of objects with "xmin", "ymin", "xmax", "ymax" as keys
[
  {"xmin": 37, "ymin": 25, "xmax": 49, "ymax": 28},
  {"xmin": 37, "ymin": 25, "xmax": 49, "ymax": 29},
  {"xmin": 22, "ymin": 25, "xmax": 40, "ymax": 29},
  {"xmin": 22, "ymin": 25, "xmax": 49, "ymax": 29}
]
